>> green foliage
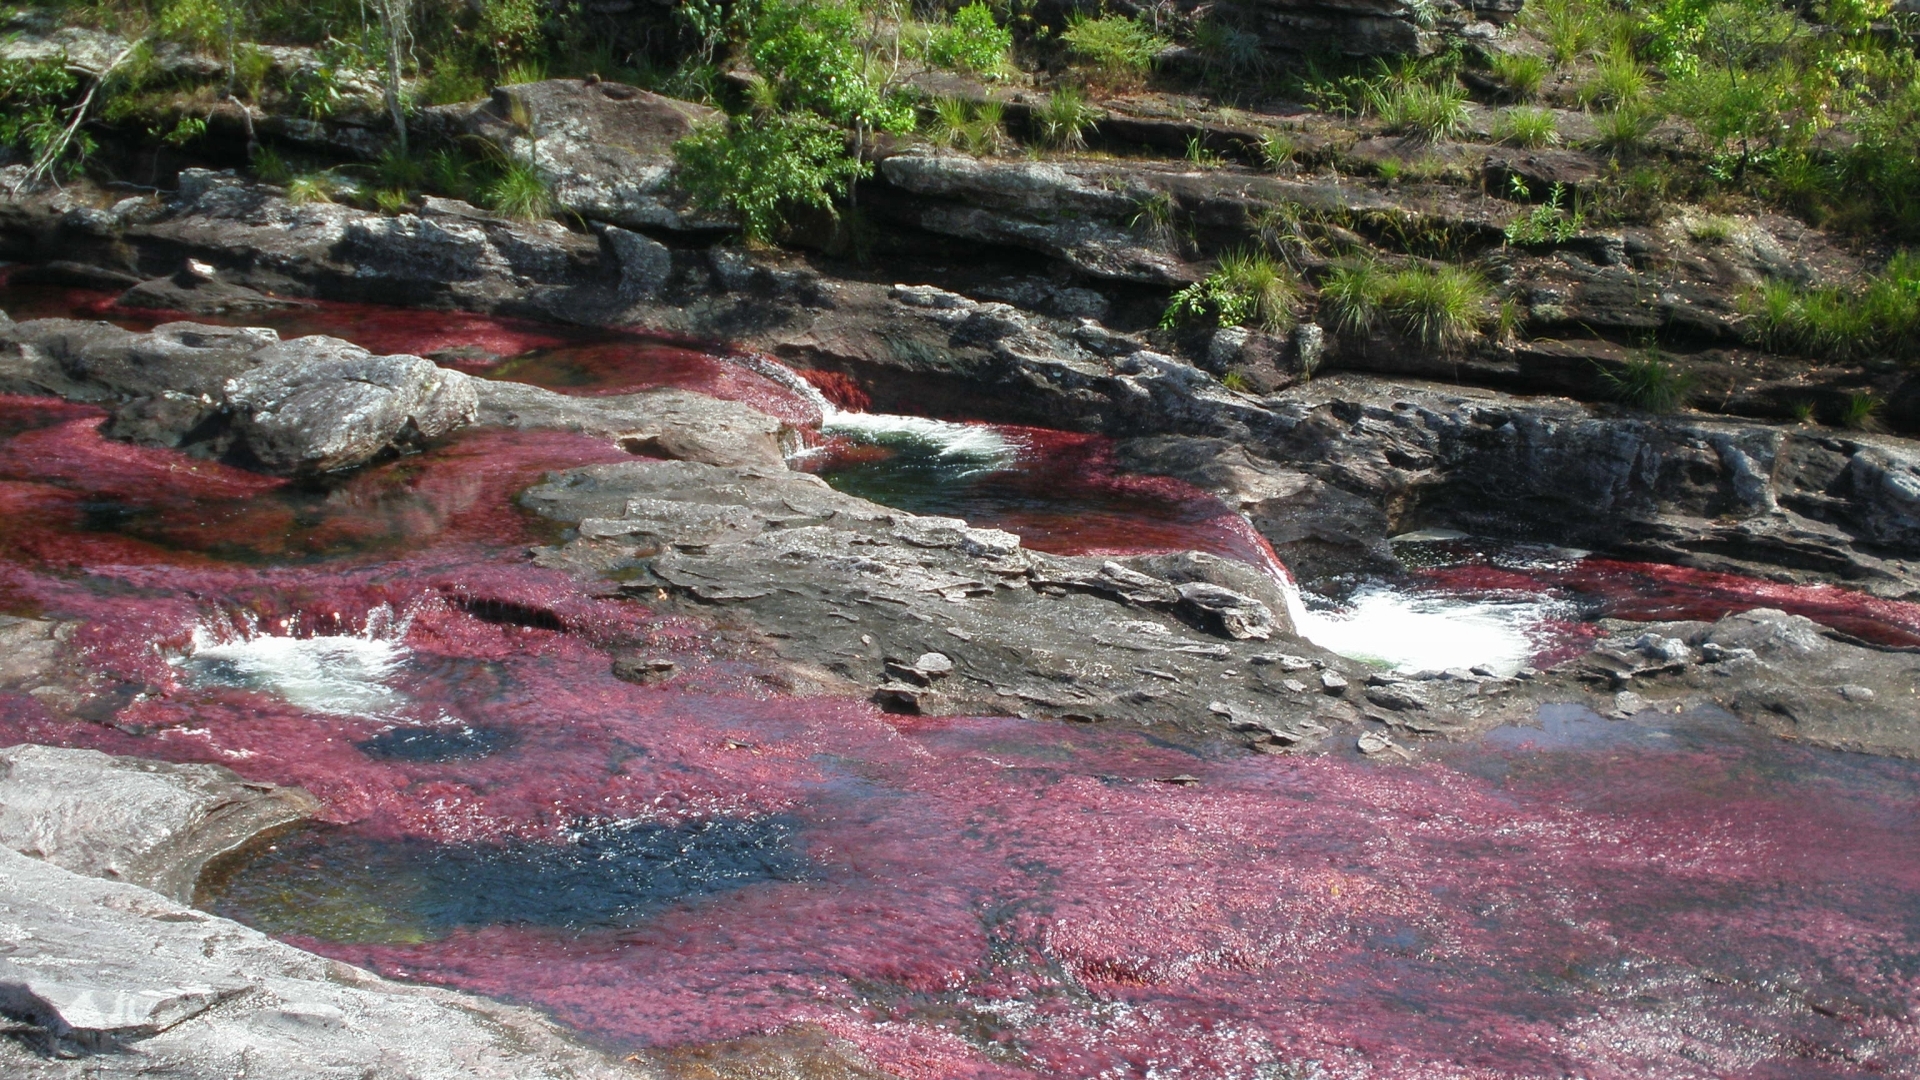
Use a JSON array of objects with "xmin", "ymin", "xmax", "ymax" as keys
[
  {"xmin": 158, "ymin": 0, "xmax": 230, "ymax": 52},
  {"xmin": 1745, "ymin": 253, "xmax": 1920, "ymax": 363},
  {"xmin": 1162, "ymin": 249, "xmax": 1298, "ymax": 333},
  {"xmin": 1061, "ymin": 14, "xmax": 1168, "ymax": 83},
  {"xmin": 926, "ymin": 3, "xmax": 1012, "ymax": 78},
  {"xmin": 1371, "ymin": 79, "xmax": 1467, "ymax": 142},
  {"xmin": 1184, "ymin": 135, "xmax": 1222, "ymax": 167},
  {"xmin": 286, "ymin": 173, "xmax": 337, "ymax": 204},
  {"xmin": 0, "ymin": 57, "xmax": 89, "ymax": 176},
  {"xmin": 751, "ymin": 0, "xmax": 913, "ymax": 134},
  {"xmin": 162, "ymin": 114, "xmax": 207, "ymax": 146},
  {"xmin": 483, "ymin": 155, "xmax": 554, "ymax": 222},
  {"xmin": 419, "ymin": 58, "xmax": 487, "ymax": 106},
  {"xmin": 1193, "ymin": 16, "xmax": 1267, "ymax": 83},
  {"xmin": 1578, "ymin": 43, "xmax": 1650, "ymax": 109},
  {"xmin": 1034, "ymin": 86, "xmax": 1098, "ymax": 151},
  {"xmin": 373, "ymin": 187, "xmax": 413, "ymax": 214},
  {"xmin": 1258, "ymin": 132, "xmax": 1294, "ymax": 170},
  {"xmin": 1504, "ymin": 180, "xmax": 1585, "ymax": 245},
  {"xmin": 1686, "ymin": 214, "xmax": 1737, "ymax": 243},
  {"xmin": 479, "ymin": 0, "xmax": 546, "ymax": 61},
  {"xmin": 1842, "ymin": 391, "xmax": 1885, "ymax": 431},
  {"xmin": 293, "ymin": 62, "xmax": 346, "ymax": 120},
  {"xmin": 1531, "ymin": 0, "xmax": 1600, "ymax": 67},
  {"xmin": 1220, "ymin": 370, "xmax": 1255, "ymax": 393},
  {"xmin": 250, "ymin": 145, "xmax": 292, "ymax": 184},
  {"xmin": 1317, "ymin": 257, "xmax": 1487, "ymax": 348},
  {"xmin": 1600, "ymin": 351, "xmax": 1695, "ymax": 412},
  {"xmin": 674, "ymin": 112, "xmax": 867, "ymax": 243},
  {"xmin": 1489, "ymin": 51, "xmax": 1549, "ymax": 99},
  {"xmin": 232, "ymin": 43, "xmax": 272, "ymax": 100},
  {"xmin": 1129, "ymin": 191, "xmax": 1178, "ymax": 246},
  {"xmin": 1591, "ymin": 104, "xmax": 1656, "ymax": 151},
  {"xmin": 371, "ymin": 145, "xmax": 428, "ymax": 191},
  {"xmin": 1493, "ymin": 106, "xmax": 1559, "ymax": 148},
  {"xmin": 926, "ymin": 97, "xmax": 1009, "ymax": 155}
]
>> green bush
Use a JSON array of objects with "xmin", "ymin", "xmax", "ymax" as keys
[
  {"xmin": 751, "ymin": 0, "xmax": 914, "ymax": 135},
  {"xmin": 479, "ymin": 0, "xmax": 547, "ymax": 63},
  {"xmin": 926, "ymin": 3, "xmax": 1012, "ymax": 78},
  {"xmin": 157, "ymin": 0, "xmax": 230, "ymax": 52},
  {"xmin": 1504, "ymin": 181, "xmax": 1584, "ymax": 244},
  {"xmin": 419, "ymin": 59, "xmax": 487, "ymax": 106},
  {"xmin": 674, "ymin": 112, "xmax": 868, "ymax": 243},
  {"xmin": 1061, "ymin": 14, "xmax": 1168, "ymax": 84},
  {"xmin": 0, "ymin": 57, "xmax": 89, "ymax": 176},
  {"xmin": 1161, "ymin": 249, "xmax": 1298, "ymax": 333}
]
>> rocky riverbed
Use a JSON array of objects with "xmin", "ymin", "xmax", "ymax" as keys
[{"xmin": 0, "ymin": 23, "xmax": 1918, "ymax": 1077}]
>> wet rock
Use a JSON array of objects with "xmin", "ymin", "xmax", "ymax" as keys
[
  {"xmin": 0, "ymin": 846, "xmax": 643, "ymax": 1076},
  {"xmin": 473, "ymin": 381, "xmax": 795, "ymax": 469},
  {"xmin": 522, "ymin": 459, "xmax": 1348, "ymax": 732},
  {"xmin": 224, "ymin": 337, "xmax": 478, "ymax": 473},
  {"xmin": 611, "ymin": 657, "xmax": 679, "ymax": 685},
  {"xmin": 116, "ymin": 268, "xmax": 293, "ymax": 315},
  {"xmin": 0, "ymin": 745, "xmax": 318, "ymax": 904}
]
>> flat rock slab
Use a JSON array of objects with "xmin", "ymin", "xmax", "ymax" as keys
[
  {"xmin": 0, "ymin": 744, "xmax": 319, "ymax": 904},
  {"xmin": 0, "ymin": 845, "xmax": 644, "ymax": 1076},
  {"xmin": 474, "ymin": 381, "xmax": 795, "ymax": 469}
]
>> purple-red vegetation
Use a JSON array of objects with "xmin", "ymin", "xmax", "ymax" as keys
[{"xmin": 0, "ymin": 293, "xmax": 1915, "ymax": 1077}]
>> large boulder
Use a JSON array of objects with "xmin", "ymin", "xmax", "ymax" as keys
[
  {"xmin": 0, "ymin": 744, "xmax": 318, "ymax": 904},
  {"xmin": 224, "ymin": 336, "xmax": 479, "ymax": 474},
  {"xmin": 474, "ymin": 382, "xmax": 796, "ymax": 469},
  {"xmin": 440, "ymin": 80, "xmax": 727, "ymax": 232}
]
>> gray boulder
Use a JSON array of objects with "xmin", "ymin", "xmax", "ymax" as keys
[
  {"xmin": 473, "ymin": 381, "xmax": 797, "ymax": 469},
  {"xmin": 224, "ymin": 336, "xmax": 479, "ymax": 473},
  {"xmin": 0, "ymin": 744, "xmax": 318, "ymax": 904}
]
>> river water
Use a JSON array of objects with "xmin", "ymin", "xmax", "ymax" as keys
[{"xmin": 1, "ymin": 284, "xmax": 1916, "ymax": 1077}]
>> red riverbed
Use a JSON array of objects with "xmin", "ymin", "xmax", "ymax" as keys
[{"xmin": 0, "ymin": 290, "xmax": 1916, "ymax": 1076}]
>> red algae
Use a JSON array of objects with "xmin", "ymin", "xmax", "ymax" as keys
[{"xmin": 0, "ymin": 302, "xmax": 1918, "ymax": 1076}]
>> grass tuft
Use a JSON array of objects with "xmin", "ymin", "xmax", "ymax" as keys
[
  {"xmin": 1600, "ymin": 351, "xmax": 1694, "ymax": 413},
  {"xmin": 1493, "ymin": 106, "xmax": 1560, "ymax": 148},
  {"xmin": 1162, "ymin": 249, "xmax": 1299, "ymax": 333}
]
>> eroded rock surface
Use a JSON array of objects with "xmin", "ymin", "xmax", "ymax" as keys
[
  {"xmin": 520, "ymin": 458, "xmax": 1378, "ymax": 741},
  {"xmin": 0, "ymin": 745, "xmax": 318, "ymax": 904}
]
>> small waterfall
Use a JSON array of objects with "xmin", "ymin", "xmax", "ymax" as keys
[{"xmin": 172, "ymin": 603, "xmax": 416, "ymax": 718}]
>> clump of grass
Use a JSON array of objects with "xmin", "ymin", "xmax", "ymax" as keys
[
  {"xmin": 1034, "ymin": 86, "xmax": 1098, "ymax": 151},
  {"xmin": 1745, "ymin": 253, "xmax": 1920, "ymax": 363},
  {"xmin": 1376, "ymin": 157, "xmax": 1404, "ymax": 182},
  {"xmin": 1373, "ymin": 79, "xmax": 1468, "ymax": 142},
  {"xmin": 1258, "ymin": 132, "xmax": 1295, "ymax": 170},
  {"xmin": 1318, "ymin": 257, "xmax": 1488, "ymax": 348},
  {"xmin": 1600, "ymin": 351, "xmax": 1694, "ymax": 413},
  {"xmin": 1533, "ymin": 0, "xmax": 1600, "ymax": 67},
  {"xmin": 1686, "ymin": 214, "xmax": 1738, "ymax": 244},
  {"xmin": 927, "ymin": 98, "xmax": 1010, "ymax": 156},
  {"xmin": 484, "ymin": 156, "xmax": 555, "ymax": 222},
  {"xmin": 1061, "ymin": 14, "xmax": 1169, "ymax": 86},
  {"xmin": 1592, "ymin": 104, "xmax": 1657, "ymax": 152},
  {"xmin": 1504, "ymin": 181, "xmax": 1585, "ymax": 245},
  {"xmin": 1789, "ymin": 399, "xmax": 1816, "ymax": 424},
  {"xmin": 1493, "ymin": 106, "xmax": 1560, "ymax": 148},
  {"xmin": 1842, "ymin": 391, "xmax": 1885, "ymax": 431},
  {"xmin": 1578, "ymin": 45, "xmax": 1649, "ymax": 110},
  {"xmin": 251, "ymin": 146, "xmax": 293, "ymax": 186},
  {"xmin": 373, "ymin": 187, "xmax": 413, "ymax": 215},
  {"xmin": 1184, "ymin": 135, "xmax": 1223, "ymax": 168},
  {"xmin": 286, "ymin": 173, "xmax": 337, "ymax": 205},
  {"xmin": 372, "ymin": 146, "xmax": 428, "ymax": 191},
  {"xmin": 1130, "ymin": 191, "xmax": 1179, "ymax": 247},
  {"xmin": 1161, "ymin": 249, "xmax": 1299, "ymax": 333},
  {"xmin": 1489, "ymin": 51, "xmax": 1549, "ymax": 99}
]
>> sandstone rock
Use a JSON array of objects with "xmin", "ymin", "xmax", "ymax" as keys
[
  {"xmin": 0, "ymin": 745, "xmax": 317, "ymax": 904},
  {"xmin": 224, "ymin": 337, "xmax": 479, "ymax": 473},
  {"xmin": 115, "ymin": 270, "xmax": 293, "ymax": 315},
  {"xmin": 473, "ymin": 381, "xmax": 794, "ymax": 468}
]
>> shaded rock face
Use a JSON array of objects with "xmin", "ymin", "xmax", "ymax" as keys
[
  {"xmin": 0, "ymin": 317, "xmax": 478, "ymax": 474},
  {"xmin": 439, "ymin": 80, "xmax": 727, "ymax": 232},
  {"xmin": 520, "ymin": 459, "xmax": 1372, "ymax": 741},
  {"xmin": 1216, "ymin": 0, "xmax": 1517, "ymax": 57},
  {"xmin": 0, "ymin": 745, "xmax": 318, "ymax": 904}
]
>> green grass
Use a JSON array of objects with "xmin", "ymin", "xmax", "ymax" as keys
[
  {"xmin": 1489, "ymin": 52, "xmax": 1549, "ymax": 99},
  {"xmin": 1686, "ymin": 214, "xmax": 1738, "ymax": 243},
  {"xmin": 1493, "ymin": 106, "xmax": 1559, "ymax": 148},
  {"xmin": 483, "ymin": 155, "xmax": 555, "ymax": 222},
  {"xmin": 1372, "ymin": 80, "xmax": 1469, "ymax": 143},
  {"xmin": 1061, "ymin": 14, "xmax": 1169, "ymax": 85},
  {"xmin": 1842, "ymin": 391, "xmax": 1885, "ymax": 431},
  {"xmin": 1161, "ymin": 249, "xmax": 1299, "ymax": 333},
  {"xmin": 1600, "ymin": 351, "xmax": 1694, "ymax": 413},
  {"xmin": 1258, "ymin": 132, "xmax": 1295, "ymax": 170},
  {"xmin": 286, "ymin": 173, "xmax": 336, "ymax": 205},
  {"xmin": 1532, "ymin": 0, "xmax": 1601, "ymax": 67},
  {"xmin": 1591, "ymin": 104, "xmax": 1657, "ymax": 152},
  {"xmin": 1578, "ymin": 45, "xmax": 1649, "ymax": 110},
  {"xmin": 1745, "ymin": 253, "xmax": 1920, "ymax": 363},
  {"xmin": 1318, "ymin": 257, "xmax": 1488, "ymax": 348},
  {"xmin": 1034, "ymin": 86, "xmax": 1098, "ymax": 151},
  {"xmin": 927, "ymin": 98, "xmax": 1008, "ymax": 156}
]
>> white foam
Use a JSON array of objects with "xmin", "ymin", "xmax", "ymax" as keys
[
  {"xmin": 819, "ymin": 411, "xmax": 1022, "ymax": 476},
  {"xmin": 172, "ymin": 606, "xmax": 411, "ymax": 718},
  {"xmin": 1292, "ymin": 585, "xmax": 1565, "ymax": 676}
]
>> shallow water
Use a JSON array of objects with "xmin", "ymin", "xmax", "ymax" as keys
[{"xmin": 1, "ymin": 288, "xmax": 1917, "ymax": 1076}]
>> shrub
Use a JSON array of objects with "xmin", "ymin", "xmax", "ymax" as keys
[
  {"xmin": 479, "ymin": 0, "xmax": 547, "ymax": 63},
  {"xmin": 1504, "ymin": 181, "xmax": 1585, "ymax": 244},
  {"xmin": 674, "ymin": 112, "xmax": 868, "ymax": 243},
  {"xmin": 1062, "ymin": 14, "xmax": 1168, "ymax": 84},
  {"xmin": 157, "ymin": 0, "xmax": 229, "ymax": 52},
  {"xmin": 1493, "ymin": 106, "xmax": 1559, "ymax": 148},
  {"xmin": 419, "ymin": 59, "xmax": 487, "ymax": 106},
  {"xmin": 1034, "ymin": 86, "xmax": 1098, "ymax": 151},
  {"xmin": 484, "ymin": 155, "xmax": 554, "ymax": 221},
  {"xmin": 751, "ymin": 0, "xmax": 914, "ymax": 135},
  {"xmin": 1372, "ymin": 80, "xmax": 1468, "ymax": 142},
  {"xmin": 233, "ymin": 44, "xmax": 273, "ymax": 100},
  {"xmin": 0, "ymin": 57, "xmax": 86, "ymax": 175},
  {"xmin": 927, "ymin": 2, "xmax": 1013, "ymax": 78},
  {"xmin": 1601, "ymin": 351, "xmax": 1694, "ymax": 412},
  {"xmin": 1489, "ymin": 51, "xmax": 1549, "ymax": 99},
  {"xmin": 1161, "ymin": 249, "xmax": 1299, "ymax": 333}
]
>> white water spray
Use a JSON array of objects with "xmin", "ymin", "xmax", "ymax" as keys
[
  {"xmin": 172, "ymin": 604, "xmax": 414, "ymax": 718},
  {"xmin": 1291, "ymin": 585, "xmax": 1569, "ymax": 676}
]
